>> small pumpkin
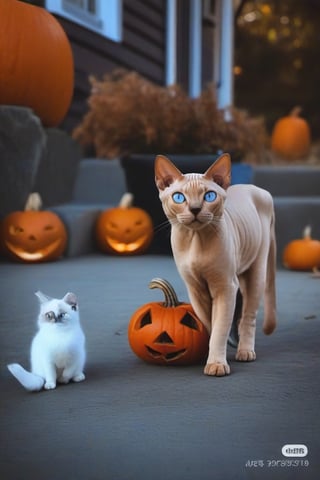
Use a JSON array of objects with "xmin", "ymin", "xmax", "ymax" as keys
[
  {"xmin": 271, "ymin": 106, "xmax": 311, "ymax": 160},
  {"xmin": 283, "ymin": 226, "xmax": 320, "ymax": 271},
  {"xmin": 128, "ymin": 278, "xmax": 209, "ymax": 365},
  {"xmin": 95, "ymin": 193, "xmax": 153, "ymax": 255},
  {"xmin": 0, "ymin": 0, "xmax": 74, "ymax": 127},
  {"xmin": 0, "ymin": 193, "xmax": 67, "ymax": 263}
]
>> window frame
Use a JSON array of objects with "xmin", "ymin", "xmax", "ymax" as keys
[{"xmin": 45, "ymin": 0, "xmax": 122, "ymax": 42}]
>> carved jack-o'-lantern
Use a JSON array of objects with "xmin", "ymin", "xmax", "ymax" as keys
[
  {"xmin": 0, "ymin": 193, "xmax": 67, "ymax": 263},
  {"xmin": 128, "ymin": 278, "xmax": 209, "ymax": 365},
  {"xmin": 95, "ymin": 193, "xmax": 153, "ymax": 254}
]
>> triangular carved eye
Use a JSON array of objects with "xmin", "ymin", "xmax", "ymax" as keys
[
  {"xmin": 138, "ymin": 310, "xmax": 152, "ymax": 329},
  {"xmin": 180, "ymin": 313, "xmax": 199, "ymax": 330},
  {"xmin": 154, "ymin": 331, "xmax": 174, "ymax": 344}
]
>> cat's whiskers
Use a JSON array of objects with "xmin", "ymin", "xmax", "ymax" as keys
[
  {"xmin": 208, "ymin": 215, "xmax": 222, "ymax": 227},
  {"xmin": 154, "ymin": 219, "xmax": 172, "ymax": 233}
]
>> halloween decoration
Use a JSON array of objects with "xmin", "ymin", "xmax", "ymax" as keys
[
  {"xmin": 271, "ymin": 107, "xmax": 311, "ymax": 160},
  {"xmin": 95, "ymin": 193, "xmax": 153, "ymax": 254},
  {"xmin": 0, "ymin": 0, "xmax": 74, "ymax": 127},
  {"xmin": 128, "ymin": 278, "xmax": 209, "ymax": 365},
  {"xmin": 0, "ymin": 193, "xmax": 67, "ymax": 263},
  {"xmin": 283, "ymin": 226, "xmax": 320, "ymax": 271}
]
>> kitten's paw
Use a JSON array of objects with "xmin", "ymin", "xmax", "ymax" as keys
[
  {"xmin": 59, "ymin": 376, "xmax": 71, "ymax": 384},
  {"xmin": 204, "ymin": 362, "xmax": 230, "ymax": 377},
  {"xmin": 73, "ymin": 373, "xmax": 85, "ymax": 383},
  {"xmin": 236, "ymin": 350, "xmax": 256, "ymax": 362},
  {"xmin": 44, "ymin": 381, "xmax": 56, "ymax": 390}
]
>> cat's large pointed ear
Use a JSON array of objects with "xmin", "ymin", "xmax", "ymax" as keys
[
  {"xmin": 63, "ymin": 292, "xmax": 78, "ymax": 307},
  {"xmin": 35, "ymin": 291, "xmax": 52, "ymax": 303},
  {"xmin": 155, "ymin": 155, "xmax": 183, "ymax": 191},
  {"xmin": 204, "ymin": 153, "xmax": 231, "ymax": 190}
]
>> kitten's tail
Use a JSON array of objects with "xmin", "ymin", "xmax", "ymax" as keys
[{"xmin": 7, "ymin": 363, "xmax": 44, "ymax": 392}]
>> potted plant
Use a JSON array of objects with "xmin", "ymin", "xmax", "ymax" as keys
[{"xmin": 73, "ymin": 69, "xmax": 267, "ymax": 252}]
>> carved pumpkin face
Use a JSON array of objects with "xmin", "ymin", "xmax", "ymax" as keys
[
  {"xmin": 128, "ymin": 279, "xmax": 209, "ymax": 365},
  {"xmin": 96, "ymin": 206, "xmax": 153, "ymax": 255},
  {"xmin": 1, "ymin": 210, "xmax": 67, "ymax": 262}
]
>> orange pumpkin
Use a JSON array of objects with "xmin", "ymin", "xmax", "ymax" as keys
[
  {"xmin": 95, "ymin": 193, "xmax": 153, "ymax": 255},
  {"xmin": 0, "ymin": 193, "xmax": 67, "ymax": 263},
  {"xmin": 128, "ymin": 278, "xmax": 209, "ymax": 365},
  {"xmin": 271, "ymin": 107, "xmax": 311, "ymax": 160},
  {"xmin": 283, "ymin": 226, "xmax": 320, "ymax": 271},
  {"xmin": 0, "ymin": 0, "xmax": 74, "ymax": 127}
]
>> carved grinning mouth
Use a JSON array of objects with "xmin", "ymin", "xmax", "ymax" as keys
[
  {"xmin": 145, "ymin": 346, "xmax": 187, "ymax": 361},
  {"xmin": 106, "ymin": 234, "xmax": 150, "ymax": 252},
  {"xmin": 5, "ymin": 239, "xmax": 62, "ymax": 261},
  {"xmin": 146, "ymin": 330, "xmax": 187, "ymax": 361}
]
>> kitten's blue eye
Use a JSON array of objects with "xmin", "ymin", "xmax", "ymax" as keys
[
  {"xmin": 172, "ymin": 192, "xmax": 186, "ymax": 204},
  {"xmin": 204, "ymin": 191, "xmax": 217, "ymax": 202}
]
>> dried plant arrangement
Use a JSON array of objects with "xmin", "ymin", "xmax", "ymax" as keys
[{"xmin": 73, "ymin": 69, "xmax": 268, "ymax": 162}]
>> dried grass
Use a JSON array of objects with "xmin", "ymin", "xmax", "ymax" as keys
[{"xmin": 73, "ymin": 70, "xmax": 268, "ymax": 161}]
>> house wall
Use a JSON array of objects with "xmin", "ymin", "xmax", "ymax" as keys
[
  {"xmin": 58, "ymin": 0, "xmax": 166, "ymax": 133},
  {"xmin": 23, "ymin": 1, "xmax": 217, "ymax": 134}
]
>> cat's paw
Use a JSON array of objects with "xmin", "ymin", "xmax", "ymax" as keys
[
  {"xmin": 59, "ymin": 376, "xmax": 71, "ymax": 384},
  {"xmin": 73, "ymin": 373, "xmax": 85, "ymax": 383},
  {"xmin": 204, "ymin": 362, "xmax": 230, "ymax": 376},
  {"xmin": 236, "ymin": 350, "xmax": 256, "ymax": 362},
  {"xmin": 44, "ymin": 381, "xmax": 56, "ymax": 390}
]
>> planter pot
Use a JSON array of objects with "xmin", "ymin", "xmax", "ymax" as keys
[{"xmin": 121, "ymin": 153, "xmax": 253, "ymax": 254}]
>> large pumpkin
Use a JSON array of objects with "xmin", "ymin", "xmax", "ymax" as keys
[
  {"xmin": 271, "ymin": 107, "xmax": 311, "ymax": 160},
  {"xmin": 283, "ymin": 226, "xmax": 320, "ymax": 271},
  {"xmin": 0, "ymin": 193, "xmax": 67, "ymax": 263},
  {"xmin": 0, "ymin": 0, "xmax": 74, "ymax": 127},
  {"xmin": 95, "ymin": 193, "xmax": 153, "ymax": 255},
  {"xmin": 128, "ymin": 278, "xmax": 209, "ymax": 365}
]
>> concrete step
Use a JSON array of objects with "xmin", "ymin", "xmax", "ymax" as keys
[
  {"xmin": 49, "ymin": 160, "xmax": 320, "ymax": 263},
  {"xmin": 49, "ymin": 158, "xmax": 127, "ymax": 257},
  {"xmin": 273, "ymin": 196, "xmax": 320, "ymax": 266},
  {"xmin": 253, "ymin": 165, "xmax": 320, "ymax": 265},
  {"xmin": 253, "ymin": 165, "xmax": 320, "ymax": 196}
]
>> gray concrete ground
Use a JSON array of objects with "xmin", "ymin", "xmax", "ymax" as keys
[{"xmin": 1, "ymin": 254, "xmax": 319, "ymax": 480}]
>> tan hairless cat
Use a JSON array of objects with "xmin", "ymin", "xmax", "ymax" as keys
[{"xmin": 155, "ymin": 153, "xmax": 276, "ymax": 376}]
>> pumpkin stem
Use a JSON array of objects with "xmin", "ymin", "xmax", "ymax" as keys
[
  {"xmin": 289, "ymin": 106, "xmax": 302, "ymax": 118},
  {"xmin": 119, "ymin": 192, "xmax": 134, "ymax": 208},
  {"xmin": 24, "ymin": 192, "xmax": 42, "ymax": 211},
  {"xmin": 149, "ymin": 278, "xmax": 180, "ymax": 307},
  {"xmin": 303, "ymin": 225, "xmax": 312, "ymax": 239}
]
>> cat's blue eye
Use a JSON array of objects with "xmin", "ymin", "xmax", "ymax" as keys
[
  {"xmin": 204, "ymin": 191, "xmax": 217, "ymax": 202},
  {"xmin": 172, "ymin": 192, "xmax": 186, "ymax": 204}
]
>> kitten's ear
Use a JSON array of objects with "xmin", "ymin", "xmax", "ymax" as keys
[
  {"xmin": 155, "ymin": 155, "xmax": 183, "ymax": 191},
  {"xmin": 35, "ymin": 291, "xmax": 52, "ymax": 303},
  {"xmin": 63, "ymin": 292, "xmax": 78, "ymax": 307},
  {"xmin": 204, "ymin": 153, "xmax": 231, "ymax": 190}
]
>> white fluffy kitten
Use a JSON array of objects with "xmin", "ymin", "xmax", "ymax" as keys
[{"xmin": 7, "ymin": 291, "xmax": 86, "ymax": 392}]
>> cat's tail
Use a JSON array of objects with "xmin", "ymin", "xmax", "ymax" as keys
[
  {"xmin": 7, "ymin": 363, "xmax": 44, "ymax": 392},
  {"xmin": 263, "ymin": 212, "xmax": 277, "ymax": 335}
]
